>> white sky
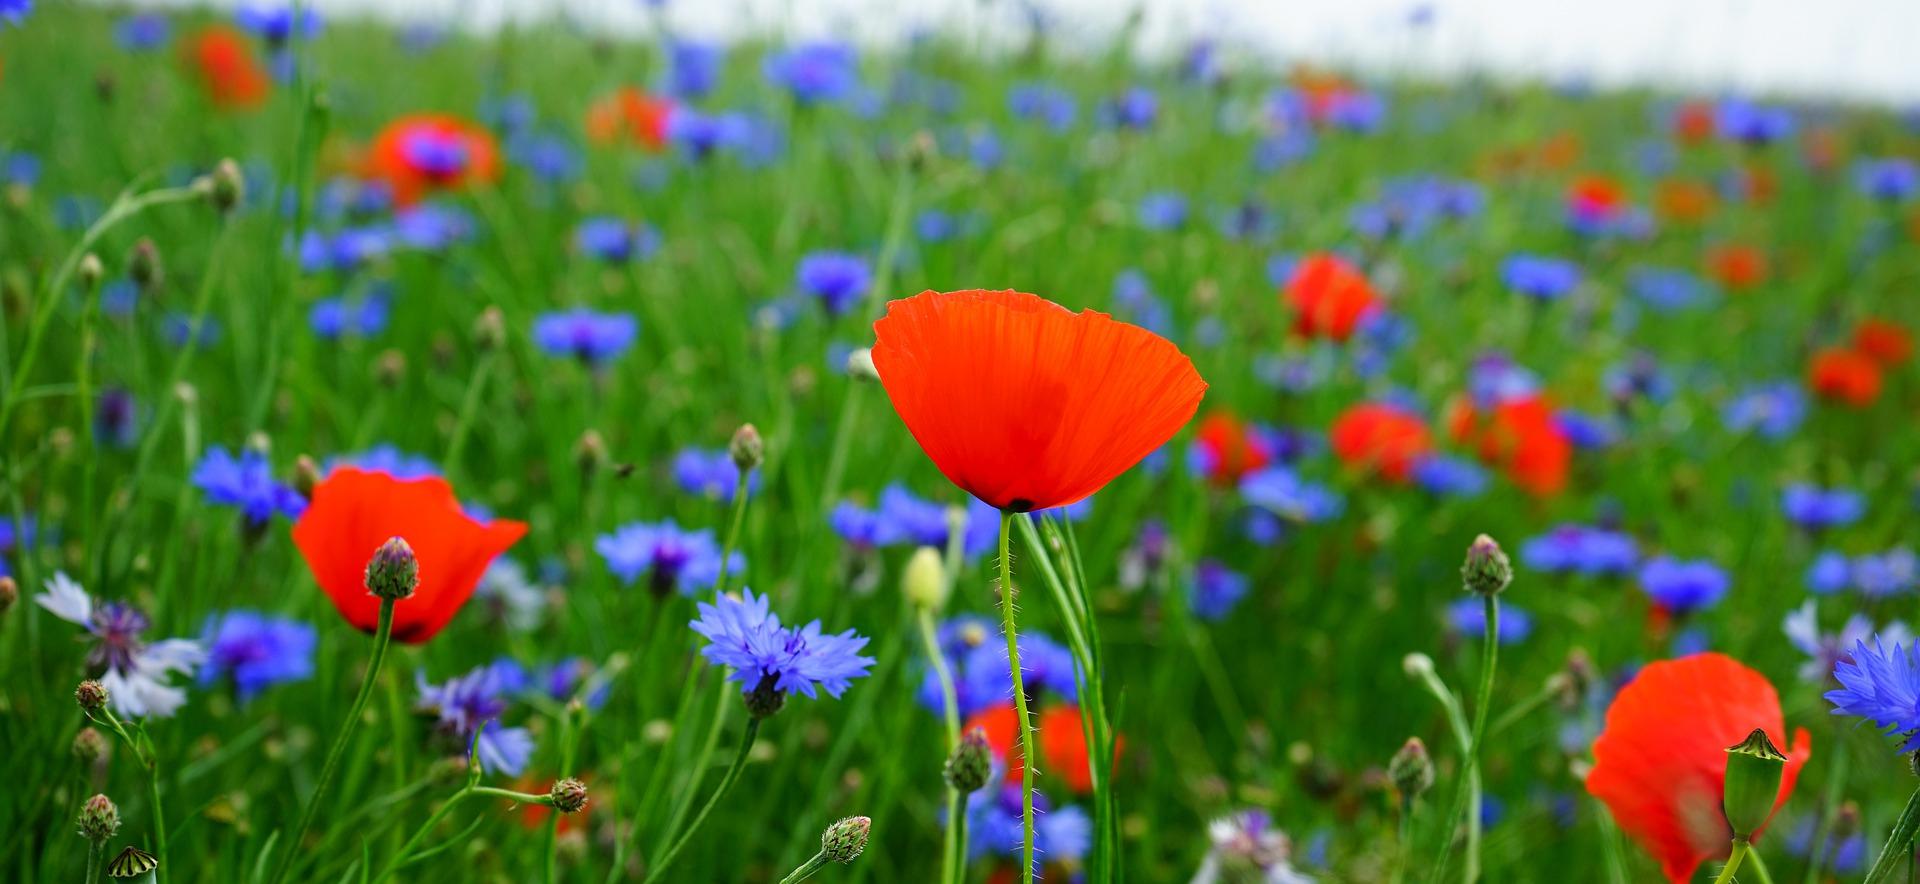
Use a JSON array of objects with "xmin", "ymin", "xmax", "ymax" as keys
[{"xmin": 173, "ymin": 0, "xmax": 1920, "ymax": 104}]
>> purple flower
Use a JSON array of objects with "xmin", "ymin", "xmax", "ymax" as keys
[
  {"xmin": 192, "ymin": 446, "xmax": 306, "ymax": 525},
  {"xmin": 199, "ymin": 610, "xmax": 316, "ymax": 701},
  {"xmin": 596, "ymin": 520, "xmax": 742, "ymax": 596},
  {"xmin": 1854, "ymin": 548, "xmax": 1918, "ymax": 597},
  {"xmin": 797, "ymin": 252, "xmax": 872, "ymax": 315},
  {"xmin": 691, "ymin": 589, "xmax": 873, "ymax": 700},
  {"xmin": 1716, "ymin": 99, "xmax": 1795, "ymax": 146},
  {"xmin": 399, "ymin": 128, "xmax": 470, "ymax": 177},
  {"xmin": 1413, "ymin": 456, "xmax": 1488, "ymax": 498},
  {"xmin": 0, "ymin": 0, "xmax": 29, "ymax": 26},
  {"xmin": 1627, "ymin": 266, "xmax": 1709, "ymax": 312},
  {"xmin": 1102, "ymin": 87, "xmax": 1158, "ymax": 129},
  {"xmin": 35, "ymin": 573, "xmax": 204, "ymax": 718},
  {"xmin": 1190, "ymin": 561, "xmax": 1249, "ymax": 621},
  {"xmin": 417, "ymin": 664, "xmax": 535, "ymax": 775},
  {"xmin": 1807, "ymin": 550, "xmax": 1852, "ymax": 594},
  {"xmin": 1723, "ymin": 382, "xmax": 1807, "ymax": 439},
  {"xmin": 673, "ymin": 447, "xmax": 759, "ymax": 502},
  {"xmin": 1239, "ymin": 467, "xmax": 1343, "ymax": 525},
  {"xmin": 1783, "ymin": 601, "xmax": 1907, "ymax": 686},
  {"xmin": 1519, "ymin": 524, "xmax": 1638, "ymax": 576},
  {"xmin": 666, "ymin": 108, "xmax": 750, "ymax": 159},
  {"xmin": 327, "ymin": 445, "xmax": 439, "ymax": 480},
  {"xmin": 532, "ymin": 308, "xmax": 639, "ymax": 364},
  {"xmin": 1008, "ymin": 84, "xmax": 1077, "ymax": 131},
  {"xmin": 1782, "ymin": 484, "xmax": 1865, "ymax": 531},
  {"xmin": 1638, "ymin": 556, "xmax": 1729, "ymax": 615}
]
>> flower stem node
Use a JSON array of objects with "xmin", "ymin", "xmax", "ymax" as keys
[
  {"xmin": 365, "ymin": 536, "xmax": 420, "ymax": 601},
  {"xmin": 729, "ymin": 423, "xmax": 764, "ymax": 472},
  {"xmin": 1389, "ymin": 736, "xmax": 1435, "ymax": 801},
  {"xmin": 903, "ymin": 546, "xmax": 948, "ymax": 611},
  {"xmin": 1723, "ymin": 727, "xmax": 1787, "ymax": 838},
  {"xmin": 944, "ymin": 726, "xmax": 993, "ymax": 793},
  {"xmin": 549, "ymin": 777, "xmax": 589, "ymax": 814},
  {"xmin": 821, "ymin": 815, "xmax": 871, "ymax": 864},
  {"xmin": 75, "ymin": 679, "xmax": 110, "ymax": 712},
  {"xmin": 1461, "ymin": 533, "xmax": 1512, "ymax": 596},
  {"xmin": 77, "ymin": 794, "xmax": 120, "ymax": 843}
]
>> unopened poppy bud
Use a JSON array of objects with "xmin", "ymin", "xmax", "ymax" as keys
[
  {"xmin": 73, "ymin": 727, "xmax": 108, "ymax": 763},
  {"xmin": 903, "ymin": 546, "xmax": 948, "ymax": 611},
  {"xmin": 729, "ymin": 423, "xmax": 763, "ymax": 472},
  {"xmin": 745, "ymin": 673, "xmax": 786, "ymax": 719},
  {"xmin": 821, "ymin": 815, "xmax": 871, "ymax": 864},
  {"xmin": 549, "ymin": 777, "xmax": 589, "ymax": 813},
  {"xmin": 77, "ymin": 794, "xmax": 120, "ymax": 843},
  {"xmin": 365, "ymin": 537, "xmax": 419, "ymax": 601},
  {"xmin": 1461, "ymin": 533, "xmax": 1512, "ymax": 596},
  {"xmin": 943, "ymin": 727, "xmax": 992, "ymax": 793},
  {"xmin": 76, "ymin": 679, "xmax": 109, "ymax": 712},
  {"xmin": 1723, "ymin": 727, "xmax": 1786, "ymax": 839},
  {"xmin": 77, "ymin": 253, "xmax": 104, "ymax": 290},
  {"xmin": 207, "ymin": 158, "xmax": 244, "ymax": 212},
  {"xmin": 1388, "ymin": 737, "xmax": 1434, "ymax": 801},
  {"xmin": 129, "ymin": 238, "xmax": 163, "ymax": 292},
  {"xmin": 0, "ymin": 575, "xmax": 15, "ymax": 614},
  {"xmin": 845, "ymin": 347, "xmax": 879, "ymax": 381},
  {"xmin": 293, "ymin": 455, "xmax": 321, "ymax": 500},
  {"xmin": 473, "ymin": 306, "xmax": 506, "ymax": 351}
]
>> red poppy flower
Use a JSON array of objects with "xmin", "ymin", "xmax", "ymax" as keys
[
  {"xmin": 363, "ymin": 114, "xmax": 501, "ymax": 207},
  {"xmin": 182, "ymin": 26, "xmax": 269, "ymax": 111},
  {"xmin": 1655, "ymin": 180, "xmax": 1715, "ymax": 224},
  {"xmin": 1567, "ymin": 175, "xmax": 1626, "ymax": 223},
  {"xmin": 1329, "ymin": 403, "xmax": 1430, "ymax": 483},
  {"xmin": 1193, "ymin": 412, "xmax": 1273, "ymax": 486},
  {"xmin": 519, "ymin": 777, "xmax": 590, "ymax": 834},
  {"xmin": 1446, "ymin": 395, "xmax": 1570, "ymax": 496},
  {"xmin": 1705, "ymin": 244, "xmax": 1768, "ymax": 291},
  {"xmin": 586, "ymin": 88, "xmax": 674, "ymax": 150},
  {"xmin": 965, "ymin": 703, "xmax": 1026, "ymax": 781},
  {"xmin": 1284, "ymin": 254, "xmax": 1379, "ymax": 342},
  {"xmin": 1853, "ymin": 318, "xmax": 1913, "ymax": 367},
  {"xmin": 292, "ymin": 468, "xmax": 526, "ymax": 644},
  {"xmin": 1671, "ymin": 101, "xmax": 1716, "ymax": 146},
  {"xmin": 870, "ymin": 289, "xmax": 1207, "ymax": 512},
  {"xmin": 965, "ymin": 703, "xmax": 1118, "ymax": 793},
  {"xmin": 1587, "ymin": 653, "xmax": 1810, "ymax": 884},
  {"xmin": 1808, "ymin": 347, "xmax": 1883, "ymax": 407}
]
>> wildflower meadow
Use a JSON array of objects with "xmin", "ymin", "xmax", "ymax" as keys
[{"xmin": 3, "ymin": 3, "xmax": 1920, "ymax": 882}]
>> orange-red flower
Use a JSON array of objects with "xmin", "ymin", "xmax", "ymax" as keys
[
  {"xmin": 1808, "ymin": 347, "xmax": 1883, "ymax": 407},
  {"xmin": 1329, "ymin": 403, "xmax": 1430, "ymax": 483},
  {"xmin": 1853, "ymin": 318, "xmax": 1913, "ymax": 367},
  {"xmin": 363, "ymin": 114, "xmax": 501, "ymax": 206},
  {"xmin": 1284, "ymin": 254, "xmax": 1379, "ymax": 342},
  {"xmin": 1567, "ymin": 175, "xmax": 1626, "ymax": 220},
  {"xmin": 292, "ymin": 468, "xmax": 527, "ymax": 644},
  {"xmin": 1193, "ymin": 412, "xmax": 1272, "ymax": 486},
  {"xmin": 1587, "ymin": 653, "xmax": 1810, "ymax": 884},
  {"xmin": 182, "ymin": 26, "xmax": 269, "ymax": 111},
  {"xmin": 870, "ymin": 289, "xmax": 1207, "ymax": 512},
  {"xmin": 1671, "ymin": 101, "xmax": 1716, "ymax": 146},
  {"xmin": 1655, "ymin": 179, "xmax": 1715, "ymax": 224},
  {"xmin": 965, "ymin": 703, "xmax": 1117, "ymax": 793},
  {"xmin": 1705, "ymin": 244, "xmax": 1768, "ymax": 292},
  {"xmin": 586, "ymin": 88, "xmax": 674, "ymax": 150},
  {"xmin": 1446, "ymin": 395, "xmax": 1571, "ymax": 496}
]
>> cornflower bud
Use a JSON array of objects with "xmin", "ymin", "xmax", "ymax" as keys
[
  {"xmin": 943, "ymin": 727, "xmax": 992, "ymax": 793},
  {"xmin": 77, "ymin": 794, "xmax": 120, "ymax": 843},
  {"xmin": 1461, "ymin": 533, "xmax": 1512, "ymax": 596},
  {"xmin": 845, "ymin": 348, "xmax": 879, "ymax": 382},
  {"xmin": 821, "ymin": 816, "xmax": 871, "ymax": 864},
  {"xmin": 293, "ymin": 455, "xmax": 321, "ymax": 501},
  {"xmin": 473, "ymin": 306, "xmax": 506, "ymax": 351},
  {"xmin": 729, "ymin": 423, "xmax": 763, "ymax": 473},
  {"xmin": 129, "ymin": 238, "xmax": 163, "ymax": 292},
  {"xmin": 207, "ymin": 158, "xmax": 244, "ymax": 212},
  {"xmin": 0, "ymin": 575, "xmax": 15, "ymax": 615},
  {"xmin": 77, "ymin": 254, "xmax": 104, "ymax": 290},
  {"xmin": 549, "ymin": 778, "xmax": 589, "ymax": 813},
  {"xmin": 1388, "ymin": 737, "xmax": 1434, "ymax": 801},
  {"xmin": 365, "ymin": 537, "xmax": 419, "ymax": 601},
  {"xmin": 76, "ymin": 679, "xmax": 109, "ymax": 712},
  {"xmin": 73, "ymin": 727, "xmax": 108, "ymax": 763}
]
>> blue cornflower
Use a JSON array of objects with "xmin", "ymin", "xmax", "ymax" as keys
[
  {"xmin": 797, "ymin": 252, "xmax": 872, "ymax": 315},
  {"xmin": 327, "ymin": 445, "xmax": 439, "ymax": 480},
  {"xmin": 1827, "ymin": 637, "xmax": 1920, "ymax": 752},
  {"xmin": 532, "ymin": 308, "xmax": 639, "ymax": 364},
  {"xmin": 913, "ymin": 615, "xmax": 997, "ymax": 715},
  {"xmin": 96, "ymin": 388, "xmax": 140, "ymax": 449},
  {"xmin": 1239, "ymin": 467, "xmax": 1344, "ymax": 524},
  {"xmin": 596, "ymin": 520, "xmax": 742, "ymax": 596},
  {"xmin": 667, "ymin": 40, "xmax": 725, "ymax": 99},
  {"xmin": 116, "ymin": 13, "xmax": 169, "ymax": 49},
  {"xmin": 1326, "ymin": 91, "xmax": 1387, "ymax": 132},
  {"xmin": 763, "ymin": 42, "xmax": 859, "ymax": 104},
  {"xmin": 1413, "ymin": 456, "xmax": 1488, "ymax": 498},
  {"xmin": 162, "ymin": 313, "xmax": 219, "ymax": 348},
  {"xmin": 1138, "ymin": 192, "xmax": 1188, "ymax": 230},
  {"xmin": 1638, "ymin": 556, "xmax": 1729, "ymax": 615},
  {"xmin": 392, "ymin": 204, "xmax": 475, "ymax": 250},
  {"xmin": 192, "ymin": 446, "xmax": 305, "ymax": 525},
  {"xmin": 234, "ymin": 3, "xmax": 320, "ymax": 44},
  {"xmin": 1111, "ymin": 269, "xmax": 1172, "ymax": 336},
  {"xmin": 672, "ymin": 447, "xmax": 759, "ymax": 502},
  {"xmin": 1501, "ymin": 254, "xmax": 1582, "ymax": 300},
  {"xmin": 507, "ymin": 132, "xmax": 581, "ymax": 182},
  {"xmin": 922, "ymin": 623, "xmax": 1078, "ymax": 718},
  {"xmin": 416, "ymin": 664, "xmax": 535, "ymax": 775},
  {"xmin": 1782, "ymin": 484, "xmax": 1865, "ymax": 531},
  {"xmin": 1723, "ymin": 382, "xmax": 1807, "ymax": 439},
  {"xmin": 35, "ymin": 573, "xmax": 204, "ymax": 718},
  {"xmin": 199, "ymin": 610, "xmax": 316, "ymax": 702},
  {"xmin": 1604, "ymin": 353, "xmax": 1673, "ymax": 406},
  {"xmin": 1189, "ymin": 561, "xmax": 1249, "ymax": 621},
  {"xmin": 1856, "ymin": 158, "xmax": 1919, "ymax": 201},
  {"xmin": 1807, "ymin": 550, "xmax": 1853, "ymax": 594},
  {"xmin": 666, "ymin": 108, "xmax": 750, "ymax": 159},
  {"xmin": 573, "ymin": 217, "xmax": 661, "ymax": 262},
  {"xmin": 1627, "ymin": 266, "xmax": 1709, "ymax": 312},
  {"xmin": 1008, "ymin": 83, "xmax": 1077, "ymax": 131},
  {"xmin": 1854, "ymin": 549, "xmax": 1918, "ymax": 597},
  {"xmin": 0, "ymin": 0, "xmax": 28, "ymax": 24},
  {"xmin": 829, "ymin": 501, "xmax": 887, "ymax": 549},
  {"xmin": 538, "ymin": 657, "xmax": 612, "ymax": 709},
  {"xmin": 964, "ymin": 128, "xmax": 1005, "ymax": 170},
  {"xmin": 966, "ymin": 777, "xmax": 1092, "ymax": 871},
  {"xmin": 1518, "ymin": 524, "xmax": 1638, "ymax": 576},
  {"xmin": 308, "ymin": 292, "xmax": 390, "ymax": 340},
  {"xmin": 1104, "ymin": 87, "xmax": 1158, "ymax": 129},
  {"xmin": 691, "ymin": 589, "xmax": 873, "ymax": 701},
  {"xmin": 298, "ymin": 227, "xmax": 392, "ymax": 274},
  {"xmin": 1716, "ymin": 99, "xmax": 1795, "ymax": 145},
  {"xmin": 1554, "ymin": 410, "xmax": 1621, "ymax": 450},
  {"xmin": 1447, "ymin": 597, "xmax": 1533, "ymax": 645}
]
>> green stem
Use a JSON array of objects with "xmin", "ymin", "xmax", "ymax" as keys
[
  {"xmin": 1746, "ymin": 845, "xmax": 1775, "ymax": 884},
  {"xmin": 643, "ymin": 717, "xmax": 761, "ymax": 883},
  {"xmin": 778, "ymin": 851, "xmax": 830, "ymax": 884},
  {"xmin": 1463, "ymin": 595, "xmax": 1500, "ymax": 883},
  {"xmin": 85, "ymin": 840, "xmax": 102, "ymax": 884},
  {"xmin": 997, "ymin": 510, "xmax": 1036, "ymax": 884},
  {"xmin": 1864, "ymin": 781, "xmax": 1920, "ymax": 884},
  {"xmin": 918, "ymin": 609, "xmax": 963, "ymax": 884},
  {"xmin": 74, "ymin": 269, "xmax": 102, "ymax": 585},
  {"xmin": 713, "ymin": 465, "xmax": 751, "ymax": 596},
  {"xmin": 376, "ymin": 788, "xmax": 469, "ymax": 883},
  {"xmin": 270, "ymin": 598, "xmax": 398, "ymax": 884},
  {"xmin": 1712, "ymin": 838, "xmax": 1750, "ymax": 884},
  {"xmin": 1394, "ymin": 798, "xmax": 1414, "ymax": 884},
  {"xmin": 441, "ymin": 351, "xmax": 500, "ymax": 478},
  {"xmin": 148, "ymin": 751, "xmax": 169, "ymax": 884}
]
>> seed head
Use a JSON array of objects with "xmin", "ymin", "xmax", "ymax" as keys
[
  {"xmin": 365, "ymin": 537, "xmax": 420, "ymax": 601},
  {"xmin": 1723, "ymin": 728, "xmax": 1787, "ymax": 838}
]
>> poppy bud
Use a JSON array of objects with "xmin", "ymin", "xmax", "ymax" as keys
[
  {"xmin": 943, "ymin": 727, "xmax": 992, "ymax": 793},
  {"xmin": 76, "ymin": 679, "xmax": 109, "ymax": 712},
  {"xmin": 845, "ymin": 348, "xmax": 879, "ymax": 382},
  {"xmin": 821, "ymin": 815, "xmax": 871, "ymax": 864},
  {"xmin": 1723, "ymin": 728, "xmax": 1786, "ymax": 839},
  {"xmin": 129, "ymin": 238, "xmax": 163, "ymax": 292},
  {"xmin": 293, "ymin": 455, "xmax": 321, "ymax": 501},
  {"xmin": 0, "ymin": 575, "xmax": 15, "ymax": 614},
  {"xmin": 902, "ymin": 546, "xmax": 947, "ymax": 611},
  {"xmin": 729, "ymin": 423, "xmax": 763, "ymax": 472},
  {"xmin": 77, "ymin": 794, "xmax": 120, "ymax": 843},
  {"xmin": 745, "ymin": 673, "xmax": 786, "ymax": 719},
  {"xmin": 207, "ymin": 158, "xmax": 245, "ymax": 212},
  {"xmin": 1388, "ymin": 737, "xmax": 1434, "ymax": 801},
  {"xmin": 549, "ymin": 777, "xmax": 589, "ymax": 813},
  {"xmin": 473, "ymin": 306, "xmax": 506, "ymax": 351},
  {"xmin": 77, "ymin": 253, "xmax": 104, "ymax": 290},
  {"xmin": 73, "ymin": 727, "xmax": 108, "ymax": 763},
  {"xmin": 1461, "ymin": 533, "xmax": 1512, "ymax": 596},
  {"xmin": 365, "ymin": 537, "xmax": 419, "ymax": 601}
]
